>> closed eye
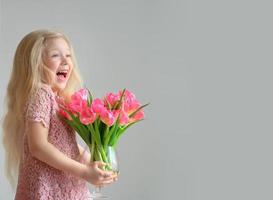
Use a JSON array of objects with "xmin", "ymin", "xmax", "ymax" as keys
[
  {"xmin": 66, "ymin": 54, "xmax": 71, "ymax": 57},
  {"xmin": 51, "ymin": 54, "xmax": 59, "ymax": 57}
]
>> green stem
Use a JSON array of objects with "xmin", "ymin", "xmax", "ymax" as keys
[
  {"xmin": 94, "ymin": 120, "xmax": 102, "ymax": 144},
  {"xmin": 87, "ymin": 124, "xmax": 101, "ymax": 146},
  {"xmin": 90, "ymin": 138, "xmax": 95, "ymax": 161},
  {"xmin": 103, "ymin": 126, "xmax": 110, "ymax": 149}
]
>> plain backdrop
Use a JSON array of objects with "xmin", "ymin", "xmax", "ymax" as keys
[{"xmin": 1, "ymin": 0, "xmax": 272, "ymax": 200}]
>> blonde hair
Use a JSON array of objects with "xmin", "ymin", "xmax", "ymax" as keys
[{"xmin": 2, "ymin": 30, "xmax": 82, "ymax": 187}]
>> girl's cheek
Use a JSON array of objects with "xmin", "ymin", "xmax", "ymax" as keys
[{"xmin": 48, "ymin": 61, "xmax": 58, "ymax": 69}]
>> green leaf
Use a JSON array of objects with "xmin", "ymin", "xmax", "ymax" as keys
[
  {"xmin": 105, "ymin": 113, "xmax": 121, "ymax": 146},
  {"xmin": 129, "ymin": 102, "xmax": 150, "ymax": 118},
  {"xmin": 90, "ymin": 139, "xmax": 95, "ymax": 161},
  {"xmin": 113, "ymin": 120, "xmax": 143, "ymax": 147},
  {"xmin": 102, "ymin": 125, "xmax": 110, "ymax": 148},
  {"xmin": 113, "ymin": 88, "xmax": 126, "ymax": 110},
  {"xmin": 108, "ymin": 122, "xmax": 121, "ymax": 146},
  {"xmin": 86, "ymin": 88, "xmax": 93, "ymax": 107},
  {"xmin": 105, "ymin": 98, "xmax": 112, "ymax": 110},
  {"xmin": 62, "ymin": 112, "xmax": 91, "ymax": 145},
  {"xmin": 87, "ymin": 124, "xmax": 101, "ymax": 146},
  {"xmin": 94, "ymin": 119, "xmax": 102, "ymax": 143}
]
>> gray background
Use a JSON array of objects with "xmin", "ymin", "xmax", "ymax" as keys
[{"xmin": 0, "ymin": 0, "xmax": 272, "ymax": 199}]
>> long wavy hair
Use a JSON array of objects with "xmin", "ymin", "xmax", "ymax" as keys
[{"xmin": 2, "ymin": 30, "xmax": 83, "ymax": 187}]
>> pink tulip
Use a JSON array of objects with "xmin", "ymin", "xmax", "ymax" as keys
[
  {"xmin": 119, "ymin": 110, "xmax": 129, "ymax": 125},
  {"xmin": 100, "ymin": 109, "xmax": 116, "ymax": 126},
  {"xmin": 58, "ymin": 87, "xmax": 146, "ymax": 127},
  {"xmin": 67, "ymin": 89, "xmax": 90, "ymax": 114},
  {"xmin": 67, "ymin": 100, "xmax": 87, "ymax": 114},
  {"xmin": 123, "ymin": 100, "xmax": 141, "ymax": 114},
  {"xmin": 80, "ymin": 107, "xmax": 97, "ymax": 125},
  {"xmin": 104, "ymin": 92, "xmax": 120, "ymax": 108},
  {"xmin": 130, "ymin": 110, "xmax": 144, "ymax": 123},
  {"xmin": 120, "ymin": 89, "xmax": 136, "ymax": 103},
  {"xmin": 91, "ymin": 98, "xmax": 105, "ymax": 114},
  {"xmin": 58, "ymin": 109, "xmax": 71, "ymax": 120},
  {"xmin": 71, "ymin": 88, "xmax": 88, "ymax": 102},
  {"xmin": 120, "ymin": 89, "xmax": 142, "ymax": 113}
]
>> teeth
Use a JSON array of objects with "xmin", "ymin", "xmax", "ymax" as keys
[{"xmin": 58, "ymin": 70, "xmax": 68, "ymax": 73}]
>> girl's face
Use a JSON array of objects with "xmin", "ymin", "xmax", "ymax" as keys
[{"xmin": 42, "ymin": 38, "xmax": 73, "ymax": 92}]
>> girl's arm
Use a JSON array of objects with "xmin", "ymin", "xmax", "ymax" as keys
[
  {"xmin": 27, "ymin": 121, "xmax": 116, "ymax": 186},
  {"xmin": 78, "ymin": 144, "xmax": 91, "ymax": 164}
]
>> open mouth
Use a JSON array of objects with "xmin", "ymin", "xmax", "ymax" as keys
[{"xmin": 56, "ymin": 70, "xmax": 68, "ymax": 80}]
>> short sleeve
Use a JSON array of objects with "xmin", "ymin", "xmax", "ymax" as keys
[{"xmin": 25, "ymin": 85, "xmax": 53, "ymax": 129}]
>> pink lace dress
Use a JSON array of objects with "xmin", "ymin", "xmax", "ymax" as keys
[{"xmin": 15, "ymin": 84, "xmax": 91, "ymax": 200}]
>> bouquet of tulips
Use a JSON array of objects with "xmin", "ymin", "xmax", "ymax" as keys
[{"xmin": 57, "ymin": 88, "xmax": 149, "ymax": 170}]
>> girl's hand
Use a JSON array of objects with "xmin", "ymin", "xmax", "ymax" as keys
[{"xmin": 82, "ymin": 161, "xmax": 118, "ymax": 187}]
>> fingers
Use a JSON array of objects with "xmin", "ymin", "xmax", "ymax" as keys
[
  {"xmin": 93, "ymin": 161, "xmax": 107, "ymax": 168},
  {"xmin": 94, "ymin": 176, "xmax": 118, "ymax": 187},
  {"xmin": 88, "ymin": 161, "xmax": 119, "ymax": 186},
  {"xmin": 113, "ymin": 176, "xmax": 118, "ymax": 182},
  {"xmin": 94, "ymin": 171, "xmax": 118, "ymax": 187},
  {"xmin": 101, "ymin": 170, "xmax": 114, "ymax": 177}
]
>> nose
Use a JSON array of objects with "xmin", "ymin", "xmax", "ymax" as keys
[{"xmin": 61, "ymin": 55, "xmax": 68, "ymax": 65}]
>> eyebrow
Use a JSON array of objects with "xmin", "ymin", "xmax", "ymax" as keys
[{"xmin": 47, "ymin": 48, "xmax": 71, "ymax": 51}]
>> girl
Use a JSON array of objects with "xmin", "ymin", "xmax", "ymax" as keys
[{"xmin": 2, "ymin": 30, "xmax": 117, "ymax": 199}]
